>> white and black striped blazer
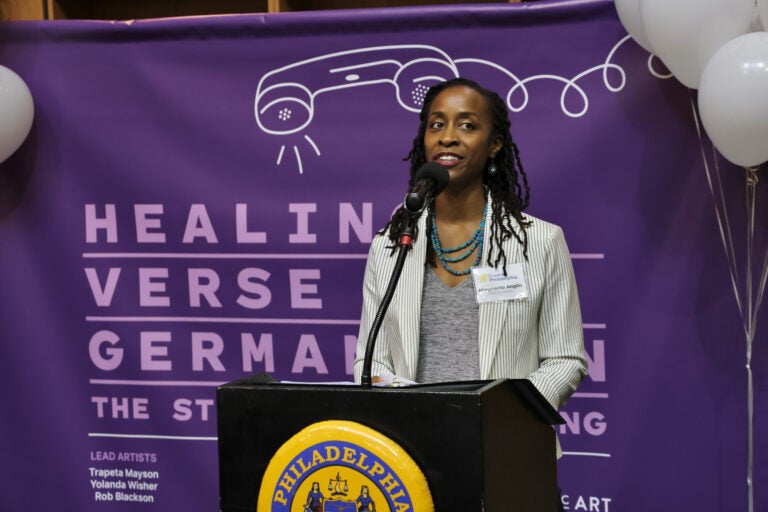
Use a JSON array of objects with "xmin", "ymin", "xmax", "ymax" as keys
[{"xmin": 353, "ymin": 196, "xmax": 588, "ymax": 411}]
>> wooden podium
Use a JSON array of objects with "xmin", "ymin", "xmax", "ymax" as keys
[{"xmin": 217, "ymin": 377, "xmax": 563, "ymax": 511}]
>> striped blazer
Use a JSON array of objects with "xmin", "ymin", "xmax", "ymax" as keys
[{"xmin": 353, "ymin": 197, "xmax": 588, "ymax": 412}]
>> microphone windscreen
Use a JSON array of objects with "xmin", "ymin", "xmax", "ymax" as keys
[{"xmin": 414, "ymin": 162, "xmax": 449, "ymax": 195}]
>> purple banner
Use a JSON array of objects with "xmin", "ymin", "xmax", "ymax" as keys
[{"xmin": 0, "ymin": 1, "xmax": 765, "ymax": 510}]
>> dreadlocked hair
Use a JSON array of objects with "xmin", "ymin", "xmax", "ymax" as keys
[{"xmin": 380, "ymin": 77, "xmax": 532, "ymax": 268}]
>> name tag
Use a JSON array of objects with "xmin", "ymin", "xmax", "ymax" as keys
[{"xmin": 471, "ymin": 264, "xmax": 529, "ymax": 303}]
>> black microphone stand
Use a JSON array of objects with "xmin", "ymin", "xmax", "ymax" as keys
[{"xmin": 359, "ymin": 200, "xmax": 425, "ymax": 388}]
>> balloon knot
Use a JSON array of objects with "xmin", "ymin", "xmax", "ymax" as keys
[{"xmin": 745, "ymin": 167, "xmax": 759, "ymax": 186}]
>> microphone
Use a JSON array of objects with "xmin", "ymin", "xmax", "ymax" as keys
[
  {"xmin": 403, "ymin": 162, "xmax": 449, "ymax": 213},
  {"xmin": 359, "ymin": 163, "xmax": 448, "ymax": 388}
]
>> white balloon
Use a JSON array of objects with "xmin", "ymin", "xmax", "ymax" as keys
[
  {"xmin": 641, "ymin": 0, "xmax": 754, "ymax": 89},
  {"xmin": 698, "ymin": 32, "xmax": 768, "ymax": 167},
  {"xmin": 0, "ymin": 65, "xmax": 34, "ymax": 164},
  {"xmin": 614, "ymin": 0, "xmax": 653, "ymax": 52}
]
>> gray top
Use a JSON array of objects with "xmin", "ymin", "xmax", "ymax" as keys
[{"xmin": 415, "ymin": 266, "xmax": 480, "ymax": 383}]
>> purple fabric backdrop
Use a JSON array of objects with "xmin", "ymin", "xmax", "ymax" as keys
[{"xmin": 0, "ymin": 1, "xmax": 765, "ymax": 510}]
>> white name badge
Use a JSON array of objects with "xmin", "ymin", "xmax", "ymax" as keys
[{"xmin": 471, "ymin": 264, "xmax": 529, "ymax": 303}]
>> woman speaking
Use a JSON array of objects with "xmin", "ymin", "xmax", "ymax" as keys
[{"xmin": 353, "ymin": 77, "xmax": 587, "ymax": 416}]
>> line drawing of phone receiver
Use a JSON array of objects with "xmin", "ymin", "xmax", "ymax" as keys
[{"xmin": 254, "ymin": 45, "xmax": 459, "ymax": 136}]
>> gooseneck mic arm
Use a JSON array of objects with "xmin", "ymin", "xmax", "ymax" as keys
[
  {"xmin": 360, "ymin": 163, "xmax": 449, "ymax": 388},
  {"xmin": 359, "ymin": 220, "xmax": 417, "ymax": 388}
]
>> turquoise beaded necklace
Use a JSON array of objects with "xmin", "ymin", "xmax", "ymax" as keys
[{"xmin": 429, "ymin": 202, "xmax": 487, "ymax": 276}]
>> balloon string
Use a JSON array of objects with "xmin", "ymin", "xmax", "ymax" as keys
[
  {"xmin": 744, "ymin": 168, "xmax": 768, "ymax": 342},
  {"xmin": 752, "ymin": 231, "xmax": 768, "ymax": 336},
  {"xmin": 689, "ymin": 92, "xmax": 745, "ymax": 323},
  {"xmin": 747, "ymin": 360, "xmax": 754, "ymax": 512},
  {"xmin": 690, "ymin": 91, "xmax": 761, "ymax": 512},
  {"xmin": 710, "ymin": 136, "xmax": 745, "ymax": 313},
  {"xmin": 743, "ymin": 166, "xmax": 757, "ymax": 512},
  {"xmin": 745, "ymin": 170, "xmax": 754, "ymax": 339},
  {"xmin": 747, "ymin": 174, "xmax": 766, "ymax": 512}
]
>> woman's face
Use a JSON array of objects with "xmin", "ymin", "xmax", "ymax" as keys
[{"xmin": 423, "ymin": 85, "xmax": 502, "ymax": 193}]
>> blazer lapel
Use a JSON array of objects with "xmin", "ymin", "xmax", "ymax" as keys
[{"xmin": 478, "ymin": 199, "xmax": 527, "ymax": 379}]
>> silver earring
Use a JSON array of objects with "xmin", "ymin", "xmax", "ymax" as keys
[{"xmin": 487, "ymin": 160, "xmax": 498, "ymax": 176}]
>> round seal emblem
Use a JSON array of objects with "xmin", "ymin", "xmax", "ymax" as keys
[{"xmin": 257, "ymin": 420, "xmax": 434, "ymax": 512}]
